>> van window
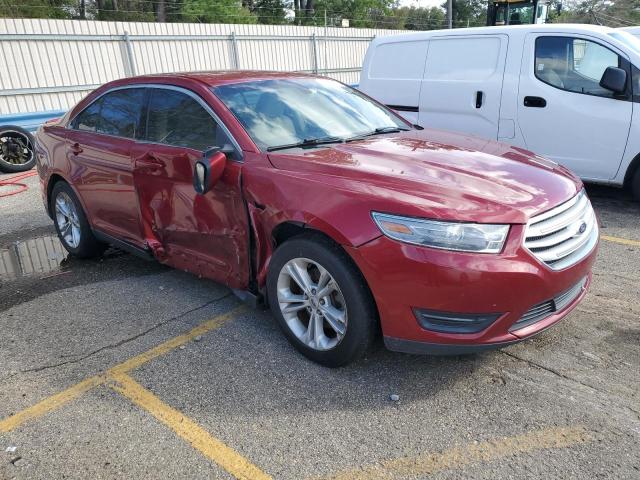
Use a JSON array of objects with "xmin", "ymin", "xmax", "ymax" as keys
[
  {"xmin": 535, "ymin": 36, "xmax": 622, "ymax": 98},
  {"xmin": 424, "ymin": 37, "xmax": 502, "ymax": 81},
  {"xmin": 370, "ymin": 41, "xmax": 428, "ymax": 80}
]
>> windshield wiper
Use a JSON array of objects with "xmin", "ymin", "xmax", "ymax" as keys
[
  {"xmin": 346, "ymin": 126, "xmax": 410, "ymax": 142},
  {"xmin": 266, "ymin": 135, "xmax": 344, "ymax": 152}
]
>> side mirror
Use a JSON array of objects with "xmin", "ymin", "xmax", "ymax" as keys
[
  {"xmin": 600, "ymin": 67, "xmax": 627, "ymax": 94},
  {"xmin": 193, "ymin": 149, "xmax": 227, "ymax": 195}
]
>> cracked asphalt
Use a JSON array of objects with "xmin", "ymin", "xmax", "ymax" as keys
[{"xmin": 0, "ymin": 173, "xmax": 639, "ymax": 479}]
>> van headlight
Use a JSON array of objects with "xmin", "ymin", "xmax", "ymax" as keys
[{"xmin": 372, "ymin": 212, "xmax": 509, "ymax": 253}]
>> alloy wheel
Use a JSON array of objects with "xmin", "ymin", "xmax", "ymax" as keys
[
  {"xmin": 0, "ymin": 130, "xmax": 33, "ymax": 166},
  {"xmin": 55, "ymin": 192, "xmax": 81, "ymax": 249},
  {"xmin": 276, "ymin": 257, "xmax": 348, "ymax": 351}
]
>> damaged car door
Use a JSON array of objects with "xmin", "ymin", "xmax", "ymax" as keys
[{"xmin": 131, "ymin": 85, "xmax": 250, "ymax": 289}]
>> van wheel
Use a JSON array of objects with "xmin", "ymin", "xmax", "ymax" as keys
[
  {"xmin": 0, "ymin": 126, "xmax": 36, "ymax": 173},
  {"xmin": 51, "ymin": 182, "xmax": 106, "ymax": 258},
  {"xmin": 632, "ymin": 167, "xmax": 640, "ymax": 202},
  {"xmin": 267, "ymin": 233, "xmax": 378, "ymax": 367}
]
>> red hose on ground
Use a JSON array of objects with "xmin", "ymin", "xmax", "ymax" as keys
[{"xmin": 0, "ymin": 170, "xmax": 37, "ymax": 198}]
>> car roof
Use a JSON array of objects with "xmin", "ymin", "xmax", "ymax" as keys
[
  {"xmin": 118, "ymin": 70, "xmax": 316, "ymax": 88},
  {"xmin": 370, "ymin": 23, "xmax": 616, "ymax": 44}
]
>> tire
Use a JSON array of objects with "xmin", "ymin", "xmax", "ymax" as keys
[
  {"xmin": 0, "ymin": 125, "xmax": 36, "ymax": 173},
  {"xmin": 267, "ymin": 233, "xmax": 378, "ymax": 367},
  {"xmin": 50, "ymin": 181, "xmax": 106, "ymax": 258},
  {"xmin": 631, "ymin": 166, "xmax": 640, "ymax": 202}
]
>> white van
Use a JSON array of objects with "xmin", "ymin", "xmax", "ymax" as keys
[{"xmin": 359, "ymin": 24, "xmax": 640, "ymax": 199}]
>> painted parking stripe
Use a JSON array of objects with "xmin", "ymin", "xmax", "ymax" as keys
[
  {"xmin": 0, "ymin": 375, "xmax": 105, "ymax": 433},
  {"xmin": 110, "ymin": 372, "xmax": 272, "ymax": 480},
  {"xmin": 0, "ymin": 305, "xmax": 245, "ymax": 433},
  {"xmin": 320, "ymin": 426, "xmax": 592, "ymax": 480},
  {"xmin": 601, "ymin": 235, "xmax": 640, "ymax": 247}
]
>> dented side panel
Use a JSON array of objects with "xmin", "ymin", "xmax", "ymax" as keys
[{"xmin": 132, "ymin": 142, "xmax": 250, "ymax": 290}]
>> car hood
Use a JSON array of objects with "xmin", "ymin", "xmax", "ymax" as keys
[{"xmin": 266, "ymin": 129, "xmax": 582, "ymax": 224}]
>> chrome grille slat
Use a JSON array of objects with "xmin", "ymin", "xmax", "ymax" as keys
[
  {"xmin": 524, "ymin": 190, "xmax": 598, "ymax": 270},
  {"xmin": 526, "ymin": 193, "xmax": 590, "ymax": 238}
]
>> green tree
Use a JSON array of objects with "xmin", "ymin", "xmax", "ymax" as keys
[
  {"xmin": 399, "ymin": 6, "xmax": 446, "ymax": 30},
  {"xmin": 0, "ymin": 0, "xmax": 76, "ymax": 18},
  {"xmin": 441, "ymin": 0, "xmax": 486, "ymax": 27},
  {"xmin": 181, "ymin": 0, "xmax": 257, "ymax": 23},
  {"xmin": 253, "ymin": 0, "xmax": 289, "ymax": 24}
]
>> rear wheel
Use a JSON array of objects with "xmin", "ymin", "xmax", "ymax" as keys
[
  {"xmin": 0, "ymin": 126, "xmax": 36, "ymax": 173},
  {"xmin": 267, "ymin": 233, "xmax": 377, "ymax": 367},
  {"xmin": 51, "ymin": 181, "xmax": 106, "ymax": 258}
]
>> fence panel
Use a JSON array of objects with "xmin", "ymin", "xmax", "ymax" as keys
[{"xmin": 0, "ymin": 18, "xmax": 405, "ymax": 116}]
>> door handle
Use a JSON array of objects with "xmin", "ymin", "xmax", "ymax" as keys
[
  {"xmin": 524, "ymin": 96, "xmax": 547, "ymax": 108},
  {"xmin": 136, "ymin": 153, "xmax": 166, "ymax": 169},
  {"xmin": 70, "ymin": 143, "xmax": 83, "ymax": 155},
  {"xmin": 475, "ymin": 91, "xmax": 483, "ymax": 108}
]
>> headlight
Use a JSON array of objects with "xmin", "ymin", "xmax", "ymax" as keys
[{"xmin": 372, "ymin": 212, "xmax": 509, "ymax": 253}]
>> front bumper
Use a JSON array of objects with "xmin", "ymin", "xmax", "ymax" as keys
[{"xmin": 345, "ymin": 223, "xmax": 597, "ymax": 355}]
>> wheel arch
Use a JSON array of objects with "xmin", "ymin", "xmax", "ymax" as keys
[{"xmin": 623, "ymin": 151, "xmax": 640, "ymax": 190}]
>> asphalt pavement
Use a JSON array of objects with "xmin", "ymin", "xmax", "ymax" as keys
[{"xmin": 0, "ymin": 173, "xmax": 638, "ymax": 479}]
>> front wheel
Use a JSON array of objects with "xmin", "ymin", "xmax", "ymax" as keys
[{"xmin": 267, "ymin": 233, "xmax": 378, "ymax": 367}]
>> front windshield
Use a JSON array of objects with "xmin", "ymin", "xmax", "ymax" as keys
[
  {"xmin": 609, "ymin": 31, "xmax": 640, "ymax": 54},
  {"xmin": 212, "ymin": 77, "xmax": 407, "ymax": 151}
]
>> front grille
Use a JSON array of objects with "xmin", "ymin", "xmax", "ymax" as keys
[
  {"xmin": 524, "ymin": 190, "xmax": 598, "ymax": 270},
  {"xmin": 510, "ymin": 276, "xmax": 587, "ymax": 331}
]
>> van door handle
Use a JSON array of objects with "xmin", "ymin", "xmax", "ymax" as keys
[
  {"xmin": 70, "ymin": 143, "xmax": 83, "ymax": 155},
  {"xmin": 524, "ymin": 96, "xmax": 547, "ymax": 108},
  {"xmin": 475, "ymin": 91, "xmax": 483, "ymax": 108}
]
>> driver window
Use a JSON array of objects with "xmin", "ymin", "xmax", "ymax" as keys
[
  {"xmin": 535, "ymin": 36, "xmax": 622, "ymax": 98},
  {"xmin": 146, "ymin": 89, "xmax": 222, "ymax": 151}
]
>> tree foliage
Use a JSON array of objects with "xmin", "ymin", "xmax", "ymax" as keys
[{"xmin": 1, "ymin": 0, "xmax": 640, "ymax": 30}]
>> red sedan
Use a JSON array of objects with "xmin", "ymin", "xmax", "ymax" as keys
[{"xmin": 35, "ymin": 72, "xmax": 599, "ymax": 366}]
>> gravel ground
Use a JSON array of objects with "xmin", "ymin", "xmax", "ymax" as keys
[{"xmin": 0, "ymin": 173, "xmax": 638, "ymax": 479}]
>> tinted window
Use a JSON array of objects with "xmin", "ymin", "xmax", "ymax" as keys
[
  {"xmin": 146, "ymin": 89, "xmax": 218, "ymax": 151},
  {"xmin": 96, "ymin": 88, "xmax": 145, "ymax": 138},
  {"xmin": 535, "ymin": 36, "xmax": 622, "ymax": 98},
  {"xmin": 72, "ymin": 99, "xmax": 102, "ymax": 132}
]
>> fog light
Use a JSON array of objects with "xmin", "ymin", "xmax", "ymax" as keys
[{"xmin": 413, "ymin": 308, "xmax": 502, "ymax": 334}]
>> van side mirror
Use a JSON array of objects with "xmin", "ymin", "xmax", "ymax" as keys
[
  {"xmin": 600, "ymin": 67, "xmax": 627, "ymax": 94},
  {"xmin": 193, "ymin": 147, "xmax": 227, "ymax": 195}
]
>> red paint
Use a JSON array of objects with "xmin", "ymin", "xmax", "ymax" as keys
[{"xmin": 36, "ymin": 72, "xmax": 598, "ymax": 352}]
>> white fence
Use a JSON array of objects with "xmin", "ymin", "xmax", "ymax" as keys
[{"xmin": 0, "ymin": 18, "xmax": 405, "ymax": 115}]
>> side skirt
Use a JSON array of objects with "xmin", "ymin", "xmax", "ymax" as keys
[{"xmin": 92, "ymin": 229, "xmax": 155, "ymax": 261}]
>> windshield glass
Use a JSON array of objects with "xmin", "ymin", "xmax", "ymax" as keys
[
  {"xmin": 609, "ymin": 31, "xmax": 640, "ymax": 54},
  {"xmin": 212, "ymin": 77, "xmax": 406, "ymax": 151}
]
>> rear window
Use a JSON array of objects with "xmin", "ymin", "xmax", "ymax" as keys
[
  {"xmin": 70, "ymin": 88, "xmax": 145, "ymax": 139},
  {"xmin": 72, "ymin": 99, "xmax": 102, "ymax": 132},
  {"xmin": 96, "ymin": 88, "xmax": 145, "ymax": 139},
  {"xmin": 370, "ymin": 41, "xmax": 428, "ymax": 80},
  {"xmin": 424, "ymin": 37, "xmax": 502, "ymax": 81}
]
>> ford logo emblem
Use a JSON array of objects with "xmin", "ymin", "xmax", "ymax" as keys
[{"xmin": 578, "ymin": 222, "xmax": 587, "ymax": 234}]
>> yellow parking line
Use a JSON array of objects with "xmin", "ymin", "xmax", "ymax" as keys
[
  {"xmin": 108, "ymin": 307, "xmax": 246, "ymax": 376},
  {"xmin": 601, "ymin": 235, "xmax": 640, "ymax": 247},
  {"xmin": 0, "ymin": 375, "xmax": 105, "ymax": 433},
  {"xmin": 0, "ymin": 305, "xmax": 245, "ymax": 433},
  {"xmin": 320, "ymin": 426, "xmax": 592, "ymax": 480},
  {"xmin": 110, "ymin": 372, "xmax": 272, "ymax": 480}
]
